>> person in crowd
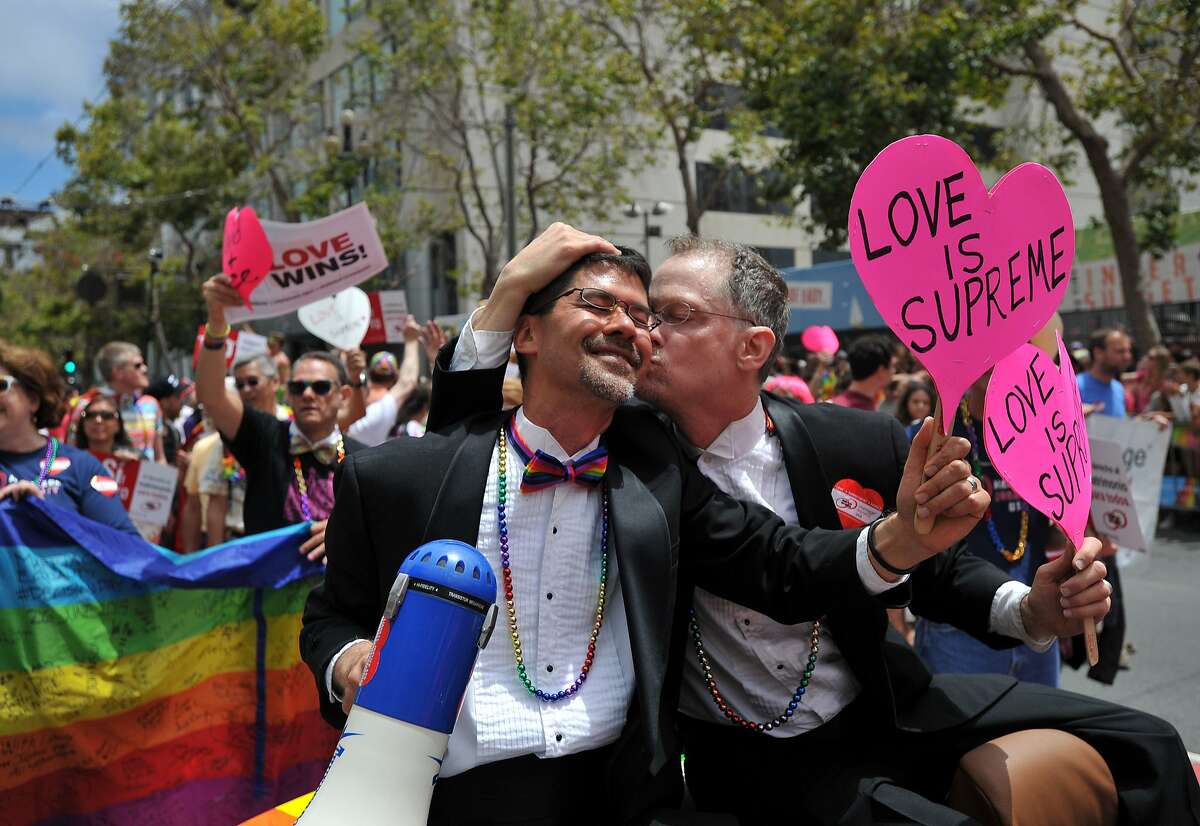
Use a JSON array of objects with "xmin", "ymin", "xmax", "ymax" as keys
[
  {"xmin": 0, "ymin": 340, "xmax": 138, "ymax": 535},
  {"xmin": 71, "ymin": 341, "xmax": 166, "ymax": 464},
  {"xmin": 267, "ymin": 331, "xmax": 291, "ymax": 387},
  {"xmin": 1079, "ymin": 328, "xmax": 1134, "ymax": 418},
  {"xmin": 914, "ymin": 368, "xmax": 1062, "ymax": 688},
  {"xmin": 895, "ymin": 379, "xmax": 935, "ymax": 439},
  {"xmin": 425, "ymin": 226, "xmax": 1198, "ymax": 825},
  {"xmin": 146, "ymin": 374, "xmax": 193, "ymax": 466},
  {"xmin": 762, "ymin": 371, "xmax": 815, "ymax": 404},
  {"xmin": 346, "ymin": 323, "xmax": 420, "ymax": 447},
  {"xmin": 1129, "ymin": 344, "xmax": 1172, "ymax": 415},
  {"xmin": 830, "ymin": 335, "xmax": 896, "ymax": 411},
  {"xmin": 233, "ymin": 355, "xmax": 291, "ymax": 421},
  {"xmin": 334, "ymin": 348, "xmax": 368, "ymax": 433},
  {"xmin": 74, "ymin": 394, "xmax": 139, "ymax": 461},
  {"xmin": 197, "ymin": 279, "xmax": 366, "ymax": 562},
  {"xmin": 304, "ymin": 224, "xmax": 991, "ymax": 826},
  {"xmin": 390, "ymin": 379, "xmax": 432, "ymax": 438}
]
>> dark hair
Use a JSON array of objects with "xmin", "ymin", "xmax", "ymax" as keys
[
  {"xmin": 1088, "ymin": 327, "xmax": 1127, "ymax": 358},
  {"xmin": 0, "ymin": 340, "xmax": 66, "ymax": 429},
  {"xmin": 1180, "ymin": 359, "xmax": 1200, "ymax": 382},
  {"xmin": 895, "ymin": 380, "xmax": 935, "ymax": 425},
  {"xmin": 294, "ymin": 350, "xmax": 349, "ymax": 385},
  {"xmin": 74, "ymin": 395, "xmax": 134, "ymax": 452},
  {"xmin": 668, "ymin": 236, "xmax": 789, "ymax": 381},
  {"xmin": 847, "ymin": 336, "xmax": 895, "ymax": 381},
  {"xmin": 516, "ymin": 245, "xmax": 652, "ymax": 379}
]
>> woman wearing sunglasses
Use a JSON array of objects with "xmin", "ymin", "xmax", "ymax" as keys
[
  {"xmin": 74, "ymin": 395, "xmax": 141, "ymax": 461},
  {"xmin": 0, "ymin": 341, "xmax": 138, "ymax": 535}
]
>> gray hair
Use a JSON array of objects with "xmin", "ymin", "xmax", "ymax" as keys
[
  {"xmin": 96, "ymin": 341, "xmax": 142, "ymax": 382},
  {"xmin": 233, "ymin": 354, "xmax": 277, "ymax": 378},
  {"xmin": 668, "ymin": 236, "xmax": 789, "ymax": 381}
]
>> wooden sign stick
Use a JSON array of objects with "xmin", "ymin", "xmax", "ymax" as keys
[{"xmin": 1068, "ymin": 538, "xmax": 1101, "ymax": 667}]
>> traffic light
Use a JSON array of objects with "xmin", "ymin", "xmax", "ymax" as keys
[{"xmin": 62, "ymin": 350, "xmax": 77, "ymax": 377}]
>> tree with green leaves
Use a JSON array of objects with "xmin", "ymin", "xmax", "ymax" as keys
[
  {"xmin": 55, "ymin": 0, "xmax": 326, "ymax": 282},
  {"xmin": 733, "ymin": 0, "xmax": 1198, "ymax": 350},
  {"xmin": 362, "ymin": 0, "xmax": 655, "ymax": 294}
]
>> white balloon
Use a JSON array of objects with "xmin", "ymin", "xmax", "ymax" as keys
[{"xmin": 298, "ymin": 287, "xmax": 372, "ymax": 350}]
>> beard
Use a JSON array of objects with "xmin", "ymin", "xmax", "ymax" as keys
[{"xmin": 578, "ymin": 333, "xmax": 641, "ymax": 403}]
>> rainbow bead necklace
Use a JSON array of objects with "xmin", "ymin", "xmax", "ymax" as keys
[{"xmin": 496, "ymin": 427, "xmax": 607, "ymax": 702}]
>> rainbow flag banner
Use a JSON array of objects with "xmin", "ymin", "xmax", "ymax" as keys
[{"xmin": 0, "ymin": 499, "xmax": 339, "ymax": 825}]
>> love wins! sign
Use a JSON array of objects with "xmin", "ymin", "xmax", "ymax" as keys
[{"xmin": 848, "ymin": 135, "xmax": 1074, "ymax": 431}]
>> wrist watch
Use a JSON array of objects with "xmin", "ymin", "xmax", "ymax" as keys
[{"xmin": 350, "ymin": 371, "xmax": 366, "ymax": 388}]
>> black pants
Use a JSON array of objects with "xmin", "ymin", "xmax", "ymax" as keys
[
  {"xmin": 680, "ymin": 679, "xmax": 1200, "ymax": 825},
  {"xmin": 428, "ymin": 746, "xmax": 615, "ymax": 826}
]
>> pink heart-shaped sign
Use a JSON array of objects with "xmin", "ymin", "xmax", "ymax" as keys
[
  {"xmin": 982, "ymin": 333, "xmax": 1092, "ymax": 549},
  {"xmin": 801, "ymin": 325, "xmax": 840, "ymax": 354},
  {"xmin": 848, "ymin": 135, "xmax": 1074, "ymax": 432},
  {"xmin": 222, "ymin": 206, "xmax": 275, "ymax": 309}
]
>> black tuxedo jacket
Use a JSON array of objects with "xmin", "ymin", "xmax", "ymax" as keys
[
  {"xmin": 424, "ymin": 353, "xmax": 1023, "ymax": 733},
  {"xmin": 301, "ymin": 400, "xmax": 892, "ymax": 819}
]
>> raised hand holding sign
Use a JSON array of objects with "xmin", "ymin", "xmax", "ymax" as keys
[
  {"xmin": 222, "ymin": 206, "xmax": 275, "ymax": 309},
  {"xmin": 983, "ymin": 333, "xmax": 1099, "ymax": 663}
]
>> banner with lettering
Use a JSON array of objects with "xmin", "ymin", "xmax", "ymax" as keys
[{"xmin": 224, "ymin": 203, "xmax": 388, "ymax": 323}]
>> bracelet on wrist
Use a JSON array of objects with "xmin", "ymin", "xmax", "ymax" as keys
[
  {"xmin": 867, "ymin": 514, "xmax": 917, "ymax": 576},
  {"xmin": 205, "ymin": 321, "xmax": 232, "ymax": 339},
  {"xmin": 202, "ymin": 337, "xmax": 227, "ymax": 351}
]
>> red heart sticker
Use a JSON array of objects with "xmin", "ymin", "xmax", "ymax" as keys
[{"xmin": 832, "ymin": 479, "xmax": 884, "ymax": 529}]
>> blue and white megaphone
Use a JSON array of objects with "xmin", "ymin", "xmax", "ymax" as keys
[{"xmin": 297, "ymin": 540, "xmax": 498, "ymax": 825}]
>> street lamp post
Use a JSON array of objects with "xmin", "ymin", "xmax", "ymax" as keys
[
  {"xmin": 325, "ymin": 108, "xmax": 369, "ymax": 208},
  {"xmin": 623, "ymin": 201, "xmax": 673, "ymax": 263}
]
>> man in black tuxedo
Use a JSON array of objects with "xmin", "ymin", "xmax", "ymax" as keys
[
  {"xmin": 427, "ymin": 230, "xmax": 1198, "ymax": 824},
  {"xmin": 301, "ymin": 225, "xmax": 990, "ymax": 825}
]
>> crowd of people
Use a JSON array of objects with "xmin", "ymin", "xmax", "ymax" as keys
[{"xmin": 1, "ymin": 222, "xmax": 1198, "ymax": 824}]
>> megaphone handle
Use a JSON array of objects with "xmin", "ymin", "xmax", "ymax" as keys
[{"xmin": 914, "ymin": 398, "xmax": 948, "ymax": 536}]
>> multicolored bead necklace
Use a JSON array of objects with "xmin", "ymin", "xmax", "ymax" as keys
[
  {"xmin": 292, "ymin": 435, "xmax": 345, "ymax": 521},
  {"xmin": 496, "ymin": 427, "xmax": 608, "ymax": 702},
  {"xmin": 688, "ymin": 407, "xmax": 819, "ymax": 734},
  {"xmin": 959, "ymin": 400, "xmax": 1028, "ymax": 563},
  {"xmin": 37, "ymin": 437, "xmax": 58, "ymax": 492}
]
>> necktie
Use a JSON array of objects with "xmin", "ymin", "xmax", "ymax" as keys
[{"xmin": 506, "ymin": 417, "xmax": 607, "ymax": 493}]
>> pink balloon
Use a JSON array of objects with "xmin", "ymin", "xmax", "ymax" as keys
[
  {"xmin": 848, "ymin": 135, "xmax": 1074, "ymax": 432},
  {"xmin": 222, "ymin": 206, "xmax": 275, "ymax": 309},
  {"xmin": 801, "ymin": 325, "xmax": 840, "ymax": 354},
  {"xmin": 982, "ymin": 334, "xmax": 1092, "ymax": 549}
]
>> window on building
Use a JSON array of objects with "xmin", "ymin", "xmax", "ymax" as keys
[
  {"xmin": 331, "ymin": 65, "xmax": 352, "ymax": 121},
  {"xmin": 811, "ymin": 249, "xmax": 851, "ymax": 265},
  {"xmin": 327, "ymin": 0, "xmax": 348, "ymax": 36},
  {"xmin": 430, "ymin": 233, "xmax": 459, "ymax": 317},
  {"xmin": 696, "ymin": 162, "xmax": 792, "ymax": 216},
  {"xmin": 754, "ymin": 247, "xmax": 796, "ymax": 269}
]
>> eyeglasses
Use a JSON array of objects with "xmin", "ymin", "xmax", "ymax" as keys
[
  {"xmin": 535, "ymin": 287, "xmax": 659, "ymax": 330},
  {"xmin": 0, "ymin": 375, "xmax": 18, "ymax": 393},
  {"xmin": 287, "ymin": 379, "xmax": 336, "ymax": 396},
  {"xmin": 81, "ymin": 410, "xmax": 119, "ymax": 422},
  {"xmin": 125, "ymin": 360, "xmax": 147, "ymax": 371},
  {"xmin": 235, "ymin": 377, "xmax": 261, "ymax": 390},
  {"xmin": 655, "ymin": 301, "xmax": 755, "ymax": 327}
]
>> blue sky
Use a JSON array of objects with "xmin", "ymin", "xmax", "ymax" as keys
[{"xmin": 0, "ymin": 0, "xmax": 121, "ymax": 204}]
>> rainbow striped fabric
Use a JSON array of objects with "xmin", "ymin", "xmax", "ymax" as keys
[
  {"xmin": 0, "ymin": 498, "xmax": 339, "ymax": 825},
  {"xmin": 505, "ymin": 418, "xmax": 608, "ymax": 492}
]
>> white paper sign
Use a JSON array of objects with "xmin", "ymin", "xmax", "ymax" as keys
[
  {"xmin": 224, "ymin": 203, "xmax": 388, "ymax": 323},
  {"xmin": 378, "ymin": 291, "xmax": 410, "ymax": 342},
  {"xmin": 233, "ymin": 330, "xmax": 269, "ymax": 363},
  {"xmin": 298, "ymin": 287, "xmax": 373, "ymax": 350},
  {"xmin": 1088, "ymin": 439, "xmax": 1146, "ymax": 551},
  {"xmin": 128, "ymin": 461, "xmax": 179, "ymax": 529},
  {"xmin": 1086, "ymin": 416, "xmax": 1171, "ymax": 551}
]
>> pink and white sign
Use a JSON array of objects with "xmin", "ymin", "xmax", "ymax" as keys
[
  {"xmin": 801, "ymin": 325, "xmax": 840, "ymax": 354},
  {"xmin": 982, "ymin": 334, "xmax": 1092, "ymax": 549},
  {"xmin": 848, "ymin": 135, "xmax": 1074, "ymax": 431},
  {"xmin": 222, "ymin": 206, "xmax": 275, "ymax": 309},
  {"xmin": 361, "ymin": 290, "xmax": 411, "ymax": 345}
]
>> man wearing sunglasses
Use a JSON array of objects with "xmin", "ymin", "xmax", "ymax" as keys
[
  {"xmin": 196, "ymin": 278, "xmax": 366, "ymax": 562},
  {"xmin": 70, "ymin": 341, "xmax": 166, "ymax": 464},
  {"xmin": 303, "ymin": 224, "xmax": 990, "ymax": 825}
]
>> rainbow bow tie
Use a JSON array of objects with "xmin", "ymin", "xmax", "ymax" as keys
[{"xmin": 506, "ymin": 418, "xmax": 608, "ymax": 493}]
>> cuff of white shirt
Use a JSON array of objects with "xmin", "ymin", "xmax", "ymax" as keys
[
  {"xmin": 448, "ymin": 308, "xmax": 514, "ymax": 372},
  {"xmin": 324, "ymin": 639, "xmax": 369, "ymax": 705},
  {"xmin": 855, "ymin": 527, "xmax": 910, "ymax": 594},
  {"xmin": 990, "ymin": 581, "xmax": 1056, "ymax": 652}
]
